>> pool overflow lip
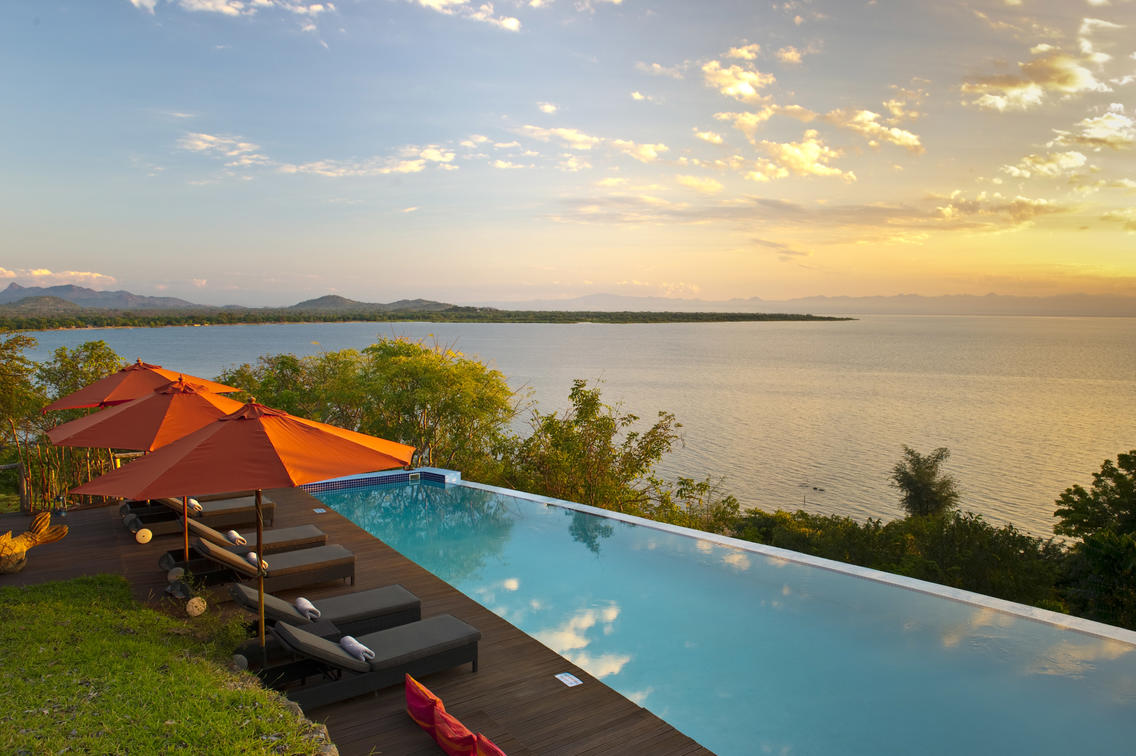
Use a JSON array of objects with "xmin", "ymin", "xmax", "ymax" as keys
[{"xmin": 306, "ymin": 468, "xmax": 1136, "ymax": 648}]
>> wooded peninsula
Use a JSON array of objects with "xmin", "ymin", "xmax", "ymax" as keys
[{"xmin": 0, "ymin": 307, "xmax": 851, "ymax": 331}]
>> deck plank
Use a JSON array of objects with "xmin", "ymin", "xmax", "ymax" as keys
[{"xmin": 1, "ymin": 489, "xmax": 713, "ymax": 756}]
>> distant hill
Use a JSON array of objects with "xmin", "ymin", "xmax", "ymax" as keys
[
  {"xmin": 0, "ymin": 295, "xmax": 85, "ymax": 314},
  {"xmin": 0, "ymin": 283, "xmax": 197, "ymax": 310},
  {"xmin": 0, "ymin": 283, "xmax": 455, "ymax": 315},
  {"xmin": 288, "ymin": 295, "xmax": 453, "ymax": 313},
  {"xmin": 473, "ymin": 292, "xmax": 1136, "ymax": 317}
]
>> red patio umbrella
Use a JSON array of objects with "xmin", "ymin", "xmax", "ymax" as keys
[
  {"xmin": 43, "ymin": 359, "xmax": 238, "ymax": 412},
  {"xmin": 71, "ymin": 400, "xmax": 415, "ymax": 652}
]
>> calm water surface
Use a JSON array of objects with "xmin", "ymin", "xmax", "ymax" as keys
[
  {"xmin": 322, "ymin": 481, "xmax": 1136, "ymax": 756},
  {"xmin": 25, "ymin": 316, "xmax": 1136, "ymax": 536}
]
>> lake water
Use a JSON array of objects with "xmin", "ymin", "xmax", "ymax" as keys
[{"xmin": 22, "ymin": 316, "xmax": 1136, "ymax": 537}]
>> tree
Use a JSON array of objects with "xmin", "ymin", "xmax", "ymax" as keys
[
  {"xmin": 1053, "ymin": 451, "xmax": 1136, "ymax": 539},
  {"xmin": 889, "ymin": 446, "xmax": 960, "ymax": 518},
  {"xmin": 356, "ymin": 338, "xmax": 517, "ymax": 480},
  {"xmin": 34, "ymin": 341, "xmax": 123, "ymax": 424},
  {"xmin": 219, "ymin": 338, "xmax": 519, "ymax": 482},
  {"xmin": 218, "ymin": 353, "xmax": 315, "ymax": 418},
  {"xmin": 0, "ymin": 329, "xmax": 40, "ymax": 450},
  {"xmin": 507, "ymin": 379, "xmax": 680, "ymax": 513},
  {"xmin": 1053, "ymin": 451, "xmax": 1136, "ymax": 631},
  {"xmin": 1060, "ymin": 529, "xmax": 1136, "ymax": 629}
]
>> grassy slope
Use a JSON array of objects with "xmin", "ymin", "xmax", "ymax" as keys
[{"xmin": 0, "ymin": 575, "xmax": 330, "ymax": 755}]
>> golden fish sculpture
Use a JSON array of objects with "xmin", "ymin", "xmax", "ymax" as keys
[{"xmin": 0, "ymin": 512, "xmax": 68, "ymax": 574}]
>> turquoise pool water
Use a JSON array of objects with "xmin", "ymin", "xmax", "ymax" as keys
[{"xmin": 317, "ymin": 481, "xmax": 1136, "ymax": 755}]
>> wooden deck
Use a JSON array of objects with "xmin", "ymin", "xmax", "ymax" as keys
[{"xmin": 1, "ymin": 490, "xmax": 713, "ymax": 756}]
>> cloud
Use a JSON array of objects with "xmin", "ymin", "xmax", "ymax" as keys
[
  {"xmin": 962, "ymin": 50, "xmax": 1111, "ymax": 111},
  {"xmin": 408, "ymin": 0, "xmax": 521, "ymax": 31},
  {"xmin": 702, "ymin": 60, "xmax": 776, "ymax": 102},
  {"xmin": 419, "ymin": 146, "xmax": 455, "ymax": 163},
  {"xmin": 563, "ymin": 651, "xmax": 631, "ymax": 679},
  {"xmin": 178, "ymin": 132, "xmax": 271, "ymax": 167},
  {"xmin": 752, "ymin": 237, "xmax": 811, "ymax": 261},
  {"xmin": 776, "ymin": 46, "xmax": 804, "ymax": 64},
  {"xmin": 558, "ymin": 154, "xmax": 592, "ymax": 172},
  {"xmin": 1078, "ymin": 17, "xmax": 1124, "ymax": 64},
  {"xmin": 1001, "ymin": 150, "xmax": 1088, "ymax": 178},
  {"xmin": 533, "ymin": 605, "xmax": 620, "ymax": 657},
  {"xmin": 635, "ymin": 61, "xmax": 684, "ymax": 79},
  {"xmin": 548, "ymin": 188, "xmax": 1069, "ymax": 237},
  {"xmin": 518, "ymin": 125, "xmax": 603, "ymax": 150},
  {"xmin": 1102, "ymin": 208, "xmax": 1136, "ymax": 231},
  {"xmin": 280, "ymin": 157, "xmax": 427, "ymax": 176},
  {"xmin": 748, "ymin": 130, "xmax": 856, "ymax": 182},
  {"xmin": 726, "ymin": 43, "xmax": 761, "ymax": 60},
  {"xmin": 610, "ymin": 139, "xmax": 668, "ymax": 163},
  {"xmin": 693, "ymin": 128, "xmax": 724, "ymax": 145},
  {"xmin": 675, "ymin": 174, "xmax": 724, "ymax": 194},
  {"xmin": 936, "ymin": 190, "xmax": 1066, "ymax": 224},
  {"xmin": 492, "ymin": 159, "xmax": 525, "ymax": 169},
  {"xmin": 714, "ymin": 108, "xmax": 777, "ymax": 142},
  {"xmin": 825, "ymin": 109, "xmax": 924, "ymax": 153},
  {"xmin": 177, "ymin": 0, "xmax": 247, "ymax": 15},
  {"xmin": 575, "ymin": 0, "xmax": 624, "ymax": 11},
  {"xmin": 537, "ymin": 101, "xmax": 558, "ymax": 114},
  {"xmin": 129, "ymin": 0, "xmax": 157, "ymax": 12},
  {"xmin": 1051, "ymin": 104, "xmax": 1136, "ymax": 149},
  {"xmin": 518, "ymin": 126, "xmax": 667, "ymax": 163},
  {"xmin": 182, "ymin": 132, "xmax": 468, "ymax": 178},
  {"xmin": 630, "ymin": 91, "xmax": 661, "ymax": 103},
  {"xmin": 883, "ymin": 81, "xmax": 928, "ymax": 123},
  {"xmin": 0, "ymin": 268, "xmax": 118, "ymax": 288}
]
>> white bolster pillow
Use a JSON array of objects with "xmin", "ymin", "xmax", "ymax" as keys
[
  {"xmin": 244, "ymin": 551, "xmax": 268, "ymax": 570},
  {"xmin": 294, "ymin": 597, "xmax": 320, "ymax": 621},
  {"xmin": 339, "ymin": 635, "xmax": 375, "ymax": 662}
]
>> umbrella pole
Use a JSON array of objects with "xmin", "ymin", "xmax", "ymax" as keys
[
  {"xmin": 182, "ymin": 495, "xmax": 190, "ymax": 562},
  {"xmin": 256, "ymin": 488, "xmax": 266, "ymax": 665}
]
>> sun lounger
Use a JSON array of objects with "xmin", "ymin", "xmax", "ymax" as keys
[
  {"xmin": 189, "ymin": 536, "xmax": 354, "ymax": 592},
  {"xmin": 229, "ymin": 582, "xmax": 421, "ymax": 636},
  {"xmin": 121, "ymin": 495, "xmax": 276, "ymax": 537},
  {"xmin": 263, "ymin": 615, "xmax": 481, "ymax": 710},
  {"xmin": 156, "ymin": 519, "xmax": 327, "ymax": 571}
]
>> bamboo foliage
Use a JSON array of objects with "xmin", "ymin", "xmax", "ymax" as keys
[{"xmin": 8, "ymin": 438, "xmax": 116, "ymax": 513}]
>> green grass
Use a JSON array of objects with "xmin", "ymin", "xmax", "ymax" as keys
[{"xmin": 0, "ymin": 575, "xmax": 332, "ymax": 754}]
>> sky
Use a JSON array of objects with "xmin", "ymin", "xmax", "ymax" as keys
[{"xmin": 2, "ymin": 0, "xmax": 1134, "ymax": 307}]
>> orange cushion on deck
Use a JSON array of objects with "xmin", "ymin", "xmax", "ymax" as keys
[
  {"xmin": 475, "ymin": 732, "xmax": 508, "ymax": 756},
  {"xmin": 434, "ymin": 707, "xmax": 476, "ymax": 756},
  {"xmin": 405, "ymin": 674, "xmax": 444, "ymax": 737}
]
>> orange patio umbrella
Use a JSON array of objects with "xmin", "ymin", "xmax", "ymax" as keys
[
  {"xmin": 72, "ymin": 400, "xmax": 415, "ymax": 652},
  {"xmin": 47, "ymin": 378, "xmax": 246, "ymax": 452},
  {"xmin": 48, "ymin": 378, "xmax": 248, "ymax": 562},
  {"xmin": 43, "ymin": 359, "xmax": 238, "ymax": 412}
]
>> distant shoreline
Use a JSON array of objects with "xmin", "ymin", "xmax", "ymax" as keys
[{"xmin": 1, "ymin": 310, "xmax": 854, "ymax": 332}]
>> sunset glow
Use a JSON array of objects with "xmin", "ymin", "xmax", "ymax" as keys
[{"xmin": 2, "ymin": 0, "xmax": 1134, "ymax": 306}]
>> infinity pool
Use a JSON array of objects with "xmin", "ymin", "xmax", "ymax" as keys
[{"xmin": 315, "ymin": 479, "xmax": 1136, "ymax": 755}]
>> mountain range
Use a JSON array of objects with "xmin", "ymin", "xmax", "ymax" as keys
[{"xmin": 2, "ymin": 282, "xmax": 1134, "ymax": 317}]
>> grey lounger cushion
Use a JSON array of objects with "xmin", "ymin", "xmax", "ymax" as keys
[
  {"xmin": 184, "ymin": 518, "xmax": 325, "ymax": 553},
  {"xmin": 273, "ymin": 615, "xmax": 482, "ymax": 674},
  {"xmin": 194, "ymin": 537, "xmax": 355, "ymax": 590},
  {"xmin": 228, "ymin": 583, "xmax": 420, "ymax": 628}
]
